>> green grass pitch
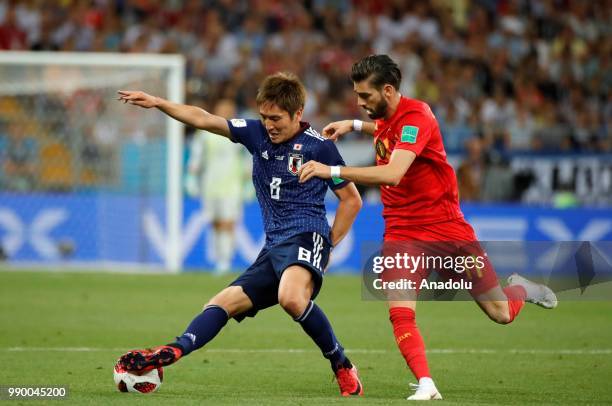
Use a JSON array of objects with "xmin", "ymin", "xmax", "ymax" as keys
[{"xmin": 1, "ymin": 270, "xmax": 611, "ymax": 405}]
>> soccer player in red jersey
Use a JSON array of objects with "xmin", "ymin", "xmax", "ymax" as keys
[{"xmin": 299, "ymin": 55, "xmax": 557, "ymax": 400}]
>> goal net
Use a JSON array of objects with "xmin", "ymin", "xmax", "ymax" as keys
[{"xmin": 0, "ymin": 52, "xmax": 185, "ymax": 272}]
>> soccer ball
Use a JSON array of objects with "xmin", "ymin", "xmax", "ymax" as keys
[{"xmin": 113, "ymin": 363, "xmax": 163, "ymax": 393}]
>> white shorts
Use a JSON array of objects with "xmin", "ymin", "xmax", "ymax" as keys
[{"xmin": 203, "ymin": 197, "xmax": 242, "ymax": 222}]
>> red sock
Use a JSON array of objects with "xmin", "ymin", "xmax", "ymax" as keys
[
  {"xmin": 503, "ymin": 286, "xmax": 526, "ymax": 323},
  {"xmin": 389, "ymin": 307, "xmax": 430, "ymax": 380}
]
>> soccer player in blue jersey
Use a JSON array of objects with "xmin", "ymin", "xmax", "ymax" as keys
[{"xmin": 116, "ymin": 72, "xmax": 364, "ymax": 396}]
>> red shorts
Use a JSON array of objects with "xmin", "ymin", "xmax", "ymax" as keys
[{"xmin": 380, "ymin": 218, "xmax": 500, "ymax": 297}]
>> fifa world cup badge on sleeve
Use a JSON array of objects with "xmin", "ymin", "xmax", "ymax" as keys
[{"xmin": 401, "ymin": 125, "xmax": 419, "ymax": 143}]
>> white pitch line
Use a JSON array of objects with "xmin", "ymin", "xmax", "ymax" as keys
[{"xmin": 3, "ymin": 347, "xmax": 612, "ymax": 355}]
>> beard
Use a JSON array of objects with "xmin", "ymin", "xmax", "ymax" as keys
[{"xmin": 364, "ymin": 98, "xmax": 388, "ymax": 119}]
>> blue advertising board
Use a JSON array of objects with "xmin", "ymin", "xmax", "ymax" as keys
[{"xmin": 1, "ymin": 193, "xmax": 611, "ymax": 274}]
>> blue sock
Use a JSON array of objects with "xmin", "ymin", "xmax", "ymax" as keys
[
  {"xmin": 295, "ymin": 301, "xmax": 349, "ymax": 370},
  {"xmin": 173, "ymin": 305, "xmax": 228, "ymax": 356}
]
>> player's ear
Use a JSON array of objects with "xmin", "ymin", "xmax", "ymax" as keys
[
  {"xmin": 293, "ymin": 108, "xmax": 303, "ymax": 122},
  {"xmin": 383, "ymin": 84, "xmax": 395, "ymax": 100}
]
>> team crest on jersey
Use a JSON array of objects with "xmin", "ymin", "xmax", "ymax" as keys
[
  {"xmin": 375, "ymin": 139, "xmax": 388, "ymax": 160},
  {"xmin": 288, "ymin": 153, "xmax": 303, "ymax": 175}
]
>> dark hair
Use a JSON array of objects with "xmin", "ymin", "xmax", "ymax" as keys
[
  {"xmin": 350, "ymin": 54, "xmax": 402, "ymax": 90},
  {"xmin": 256, "ymin": 72, "xmax": 306, "ymax": 118}
]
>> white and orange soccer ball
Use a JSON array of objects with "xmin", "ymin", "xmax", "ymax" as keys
[{"xmin": 113, "ymin": 363, "xmax": 163, "ymax": 393}]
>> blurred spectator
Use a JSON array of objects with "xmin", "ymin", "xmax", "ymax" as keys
[
  {"xmin": 457, "ymin": 137, "xmax": 486, "ymax": 202},
  {"xmin": 481, "ymin": 154, "xmax": 515, "ymax": 202},
  {"xmin": 507, "ymin": 105, "xmax": 535, "ymax": 151},
  {"xmin": 1, "ymin": 122, "xmax": 37, "ymax": 191},
  {"xmin": 0, "ymin": 2, "xmax": 27, "ymax": 50},
  {"xmin": 480, "ymin": 85, "xmax": 516, "ymax": 141},
  {"xmin": 437, "ymin": 101, "xmax": 473, "ymax": 152}
]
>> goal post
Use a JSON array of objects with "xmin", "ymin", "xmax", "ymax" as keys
[{"xmin": 0, "ymin": 51, "xmax": 185, "ymax": 272}]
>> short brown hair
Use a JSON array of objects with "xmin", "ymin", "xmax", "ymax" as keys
[
  {"xmin": 351, "ymin": 54, "xmax": 402, "ymax": 90},
  {"xmin": 256, "ymin": 72, "xmax": 306, "ymax": 118}
]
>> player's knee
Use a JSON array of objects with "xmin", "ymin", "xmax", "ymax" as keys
[
  {"xmin": 487, "ymin": 304, "xmax": 512, "ymax": 324},
  {"xmin": 278, "ymin": 293, "xmax": 308, "ymax": 318},
  {"xmin": 491, "ymin": 312, "xmax": 512, "ymax": 324}
]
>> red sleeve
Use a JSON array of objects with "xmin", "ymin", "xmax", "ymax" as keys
[{"xmin": 393, "ymin": 112, "xmax": 433, "ymax": 157}]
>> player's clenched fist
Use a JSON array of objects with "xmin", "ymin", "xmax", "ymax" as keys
[
  {"xmin": 299, "ymin": 160, "xmax": 331, "ymax": 183},
  {"xmin": 117, "ymin": 90, "xmax": 159, "ymax": 108}
]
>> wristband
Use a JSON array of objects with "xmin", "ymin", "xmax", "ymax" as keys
[
  {"xmin": 352, "ymin": 119, "xmax": 363, "ymax": 132},
  {"xmin": 330, "ymin": 166, "xmax": 341, "ymax": 178}
]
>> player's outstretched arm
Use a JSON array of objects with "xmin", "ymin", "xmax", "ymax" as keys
[
  {"xmin": 299, "ymin": 149, "xmax": 416, "ymax": 186},
  {"xmin": 322, "ymin": 120, "xmax": 376, "ymax": 140},
  {"xmin": 117, "ymin": 90, "xmax": 231, "ymax": 138},
  {"xmin": 329, "ymin": 183, "xmax": 362, "ymax": 247}
]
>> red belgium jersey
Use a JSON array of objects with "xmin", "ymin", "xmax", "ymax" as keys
[{"xmin": 374, "ymin": 96, "xmax": 463, "ymax": 233}]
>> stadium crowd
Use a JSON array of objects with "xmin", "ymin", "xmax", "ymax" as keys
[{"xmin": 0, "ymin": 0, "xmax": 610, "ymax": 202}]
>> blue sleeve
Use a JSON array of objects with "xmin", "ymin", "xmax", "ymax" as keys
[
  {"xmin": 316, "ymin": 140, "xmax": 349, "ymax": 190},
  {"xmin": 226, "ymin": 118, "xmax": 262, "ymax": 155}
]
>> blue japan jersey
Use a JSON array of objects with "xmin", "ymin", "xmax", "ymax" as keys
[{"xmin": 227, "ymin": 118, "xmax": 348, "ymax": 248}]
